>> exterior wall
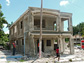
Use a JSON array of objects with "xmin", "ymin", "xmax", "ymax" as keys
[
  {"xmin": 10, "ymin": 18, "xmax": 24, "ymax": 40},
  {"xmin": 73, "ymin": 38, "xmax": 81, "ymax": 44},
  {"xmin": 45, "ymin": 18, "xmax": 55, "ymax": 30},
  {"xmin": 25, "ymin": 34, "xmax": 35, "ymax": 56},
  {"xmin": 34, "ymin": 17, "xmax": 56, "ymax": 30},
  {"xmin": 34, "ymin": 38, "xmax": 54, "ymax": 54},
  {"xmin": 44, "ymin": 39, "xmax": 54, "ymax": 53},
  {"xmin": 10, "ymin": 18, "xmax": 24, "ymax": 54}
]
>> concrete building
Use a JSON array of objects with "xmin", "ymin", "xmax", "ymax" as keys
[
  {"xmin": 9, "ymin": 7, "xmax": 74, "ymax": 56},
  {"xmin": 72, "ymin": 35, "xmax": 83, "ymax": 44}
]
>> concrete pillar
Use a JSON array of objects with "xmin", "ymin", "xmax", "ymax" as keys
[
  {"xmin": 26, "ymin": 33, "xmax": 35, "ymax": 56},
  {"xmin": 62, "ymin": 38, "xmax": 65, "ymax": 52},
  {"xmin": 58, "ymin": 35, "xmax": 63, "ymax": 54},
  {"xmin": 56, "ymin": 17, "xmax": 58, "ymax": 31},
  {"xmin": 69, "ymin": 36, "xmax": 74, "ymax": 54},
  {"xmin": 31, "ymin": 14, "xmax": 34, "ymax": 30},
  {"xmin": 34, "ymin": 39, "xmax": 37, "ymax": 54},
  {"xmin": 18, "ymin": 39, "xmax": 22, "ymax": 53},
  {"xmin": 57, "ymin": 37, "xmax": 60, "ymax": 53},
  {"xmin": 44, "ymin": 39, "xmax": 46, "ymax": 52},
  {"xmin": 61, "ymin": 19, "xmax": 64, "ymax": 31},
  {"xmin": 68, "ymin": 17, "xmax": 72, "ymax": 32},
  {"xmin": 25, "ymin": 36, "xmax": 29, "ymax": 54},
  {"xmin": 60, "ymin": 36, "xmax": 63, "ymax": 54},
  {"xmin": 56, "ymin": 16, "xmax": 60, "ymax": 32}
]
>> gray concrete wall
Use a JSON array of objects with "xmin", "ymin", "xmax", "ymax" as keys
[
  {"xmin": 16, "ymin": 38, "xmax": 24, "ymax": 54},
  {"xmin": 25, "ymin": 34, "xmax": 35, "ymax": 56},
  {"xmin": 34, "ymin": 17, "xmax": 56, "ymax": 30},
  {"xmin": 34, "ymin": 37, "xmax": 54, "ymax": 54},
  {"xmin": 45, "ymin": 18, "xmax": 55, "ymax": 30},
  {"xmin": 44, "ymin": 39, "xmax": 54, "ymax": 53}
]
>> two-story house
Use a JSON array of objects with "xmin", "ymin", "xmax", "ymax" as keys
[{"xmin": 9, "ymin": 7, "xmax": 74, "ymax": 56}]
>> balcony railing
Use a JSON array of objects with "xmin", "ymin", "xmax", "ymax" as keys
[{"xmin": 31, "ymin": 30, "xmax": 72, "ymax": 35}]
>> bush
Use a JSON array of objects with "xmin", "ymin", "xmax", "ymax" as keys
[
  {"xmin": 77, "ymin": 44, "xmax": 81, "ymax": 46},
  {"xmin": 3, "ymin": 43, "xmax": 10, "ymax": 50},
  {"xmin": 19, "ymin": 59, "xmax": 25, "ymax": 62},
  {"xmin": 46, "ymin": 62, "xmax": 48, "ymax": 63},
  {"xmin": 69, "ymin": 59, "xmax": 72, "ymax": 62}
]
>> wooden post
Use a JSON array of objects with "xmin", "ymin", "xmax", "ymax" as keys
[{"xmin": 39, "ymin": 0, "xmax": 43, "ymax": 58}]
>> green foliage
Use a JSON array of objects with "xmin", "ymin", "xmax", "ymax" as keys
[
  {"xmin": 7, "ymin": 61, "xmax": 10, "ymax": 63},
  {"xmin": 0, "ymin": 4, "xmax": 9, "ymax": 44},
  {"xmin": 73, "ymin": 22, "xmax": 84, "ymax": 36},
  {"xmin": 7, "ymin": 21, "xmax": 13, "ymax": 28},
  {"xmin": 76, "ymin": 44, "xmax": 81, "ymax": 46},
  {"xmin": 65, "ymin": 38, "xmax": 69, "ymax": 43},
  {"xmin": 46, "ymin": 62, "xmax": 48, "ymax": 63},
  {"xmin": 69, "ymin": 59, "xmax": 72, "ymax": 62},
  {"xmin": 55, "ymin": 40, "xmax": 58, "ymax": 42},
  {"xmin": 19, "ymin": 59, "xmax": 25, "ymax": 62},
  {"xmin": 73, "ymin": 26, "xmax": 79, "ymax": 35},
  {"xmin": 4, "ymin": 43, "xmax": 10, "ymax": 50}
]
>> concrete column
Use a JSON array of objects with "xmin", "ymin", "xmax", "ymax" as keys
[
  {"xmin": 59, "ymin": 16, "xmax": 62, "ymax": 32},
  {"xmin": 58, "ymin": 35, "xmax": 63, "ymax": 54},
  {"xmin": 57, "ymin": 37, "xmax": 60, "ymax": 53},
  {"xmin": 68, "ymin": 17, "xmax": 72, "ymax": 32},
  {"xmin": 56, "ymin": 16, "xmax": 60, "ymax": 32},
  {"xmin": 23, "ymin": 19, "xmax": 26, "ymax": 32},
  {"xmin": 34, "ymin": 39, "xmax": 37, "ymax": 54},
  {"xmin": 19, "ymin": 39, "xmax": 22, "ymax": 53},
  {"xmin": 69, "ymin": 36, "xmax": 74, "ymax": 54},
  {"xmin": 61, "ymin": 19, "xmax": 64, "ymax": 31},
  {"xmin": 27, "ymin": 33, "xmax": 35, "ymax": 56},
  {"xmin": 56, "ymin": 17, "xmax": 58, "ymax": 31},
  {"xmin": 44, "ymin": 39, "xmax": 46, "ymax": 52},
  {"xmin": 52, "ymin": 39, "xmax": 54, "ymax": 51},
  {"xmin": 28, "ymin": 10, "xmax": 33, "ymax": 32},
  {"xmin": 31, "ymin": 35, "xmax": 35, "ymax": 55},
  {"xmin": 62, "ymin": 38, "xmax": 65, "ymax": 52},
  {"xmin": 31, "ymin": 14, "xmax": 34, "ymax": 30},
  {"xmin": 60, "ymin": 36, "xmax": 63, "ymax": 54}
]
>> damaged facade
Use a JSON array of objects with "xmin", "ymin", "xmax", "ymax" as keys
[{"xmin": 9, "ymin": 7, "xmax": 74, "ymax": 56}]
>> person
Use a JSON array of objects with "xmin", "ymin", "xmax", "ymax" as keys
[
  {"xmin": 56, "ymin": 46, "xmax": 60, "ymax": 61},
  {"xmin": 12, "ymin": 41, "xmax": 16, "ymax": 55},
  {"xmin": 38, "ymin": 42, "xmax": 39, "ymax": 52}
]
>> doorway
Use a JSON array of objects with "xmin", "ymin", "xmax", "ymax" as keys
[{"xmin": 37, "ymin": 40, "xmax": 44, "ymax": 52}]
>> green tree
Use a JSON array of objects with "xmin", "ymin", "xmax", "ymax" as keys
[
  {"xmin": 7, "ymin": 21, "xmax": 13, "ymax": 28},
  {"xmin": 73, "ymin": 22, "xmax": 84, "ymax": 36},
  {"xmin": 0, "ymin": 4, "xmax": 8, "ymax": 44},
  {"xmin": 73, "ymin": 26, "xmax": 79, "ymax": 35}
]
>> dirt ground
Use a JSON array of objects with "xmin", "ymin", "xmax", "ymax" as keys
[{"xmin": 0, "ymin": 47, "xmax": 84, "ymax": 63}]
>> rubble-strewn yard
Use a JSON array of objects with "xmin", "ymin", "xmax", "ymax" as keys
[{"xmin": 0, "ymin": 47, "xmax": 84, "ymax": 63}]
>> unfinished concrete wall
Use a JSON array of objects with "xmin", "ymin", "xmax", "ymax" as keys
[
  {"xmin": 46, "ymin": 18, "xmax": 55, "ymax": 30},
  {"xmin": 25, "ymin": 33, "xmax": 35, "ymax": 56},
  {"xmin": 44, "ymin": 39, "xmax": 54, "ymax": 53},
  {"xmin": 34, "ymin": 16, "xmax": 56, "ymax": 30}
]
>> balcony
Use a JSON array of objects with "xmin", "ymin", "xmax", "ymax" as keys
[{"xmin": 31, "ymin": 30, "xmax": 72, "ymax": 35}]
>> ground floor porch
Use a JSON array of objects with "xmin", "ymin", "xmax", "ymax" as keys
[
  {"xmin": 24, "ymin": 34, "xmax": 74, "ymax": 56},
  {"xmin": 10, "ymin": 34, "xmax": 74, "ymax": 56}
]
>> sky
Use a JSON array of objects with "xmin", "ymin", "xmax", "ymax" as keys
[{"xmin": 0, "ymin": 0, "xmax": 84, "ymax": 34}]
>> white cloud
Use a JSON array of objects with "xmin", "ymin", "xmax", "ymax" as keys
[
  {"xmin": 60, "ymin": 0, "xmax": 69, "ymax": 6},
  {"xmin": 5, "ymin": 30, "xmax": 9, "ymax": 34},
  {"xmin": 6, "ymin": 0, "xmax": 10, "ymax": 6},
  {"xmin": 3, "ymin": 24, "xmax": 7, "ymax": 28}
]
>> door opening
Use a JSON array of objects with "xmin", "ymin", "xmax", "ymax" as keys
[{"xmin": 37, "ymin": 40, "xmax": 44, "ymax": 52}]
